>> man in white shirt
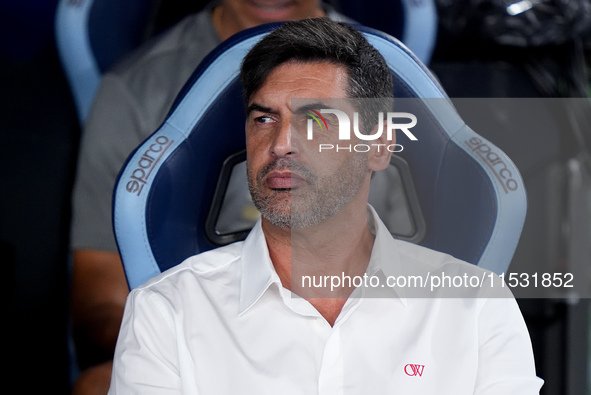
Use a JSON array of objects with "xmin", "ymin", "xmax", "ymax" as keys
[{"xmin": 109, "ymin": 18, "xmax": 543, "ymax": 394}]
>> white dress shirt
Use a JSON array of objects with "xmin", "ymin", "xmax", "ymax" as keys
[{"xmin": 109, "ymin": 208, "xmax": 543, "ymax": 394}]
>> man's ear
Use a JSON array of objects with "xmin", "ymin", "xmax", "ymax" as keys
[{"xmin": 368, "ymin": 119, "xmax": 392, "ymax": 172}]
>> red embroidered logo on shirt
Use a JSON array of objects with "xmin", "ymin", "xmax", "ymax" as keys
[{"xmin": 404, "ymin": 364, "xmax": 425, "ymax": 377}]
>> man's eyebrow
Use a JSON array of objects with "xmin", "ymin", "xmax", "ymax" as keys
[
  {"xmin": 246, "ymin": 103, "xmax": 273, "ymax": 117},
  {"xmin": 294, "ymin": 102, "xmax": 329, "ymax": 114}
]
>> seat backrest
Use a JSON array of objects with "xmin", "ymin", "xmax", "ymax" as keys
[
  {"xmin": 334, "ymin": 0, "xmax": 437, "ymax": 65},
  {"xmin": 112, "ymin": 23, "xmax": 526, "ymax": 290},
  {"xmin": 54, "ymin": 0, "xmax": 157, "ymax": 122},
  {"xmin": 55, "ymin": 0, "xmax": 437, "ymax": 123}
]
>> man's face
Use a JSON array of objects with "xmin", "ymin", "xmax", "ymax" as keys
[
  {"xmin": 245, "ymin": 61, "xmax": 370, "ymax": 229},
  {"xmin": 222, "ymin": 0, "xmax": 324, "ymax": 27}
]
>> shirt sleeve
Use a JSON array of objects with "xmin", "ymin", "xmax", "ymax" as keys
[
  {"xmin": 108, "ymin": 288, "xmax": 185, "ymax": 394},
  {"xmin": 474, "ymin": 294, "xmax": 544, "ymax": 394},
  {"xmin": 70, "ymin": 73, "xmax": 149, "ymax": 252}
]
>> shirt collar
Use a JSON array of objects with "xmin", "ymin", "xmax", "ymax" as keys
[
  {"xmin": 238, "ymin": 205, "xmax": 408, "ymax": 314},
  {"xmin": 238, "ymin": 219, "xmax": 279, "ymax": 315}
]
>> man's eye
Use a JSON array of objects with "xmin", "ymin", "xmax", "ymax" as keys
[{"xmin": 255, "ymin": 115, "xmax": 274, "ymax": 124}]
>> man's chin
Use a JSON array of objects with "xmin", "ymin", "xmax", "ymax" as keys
[
  {"xmin": 261, "ymin": 211, "xmax": 292, "ymax": 229},
  {"xmin": 255, "ymin": 197, "xmax": 292, "ymax": 229}
]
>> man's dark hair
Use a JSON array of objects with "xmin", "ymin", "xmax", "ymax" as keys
[{"xmin": 240, "ymin": 18, "xmax": 393, "ymax": 133}]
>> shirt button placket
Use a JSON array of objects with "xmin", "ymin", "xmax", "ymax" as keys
[{"xmin": 318, "ymin": 326, "xmax": 344, "ymax": 395}]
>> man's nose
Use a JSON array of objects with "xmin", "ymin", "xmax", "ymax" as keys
[{"xmin": 270, "ymin": 121, "xmax": 295, "ymax": 158}]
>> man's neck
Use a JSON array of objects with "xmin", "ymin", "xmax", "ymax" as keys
[{"xmin": 262, "ymin": 201, "xmax": 375, "ymax": 326}]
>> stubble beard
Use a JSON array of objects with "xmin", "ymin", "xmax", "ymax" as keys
[{"xmin": 247, "ymin": 154, "xmax": 369, "ymax": 229}]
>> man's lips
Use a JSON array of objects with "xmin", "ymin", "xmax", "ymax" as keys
[
  {"xmin": 247, "ymin": 0, "xmax": 295, "ymax": 12},
  {"xmin": 245, "ymin": 0, "xmax": 297, "ymax": 20},
  {"xmin": 264, "ymin": 171, "xmax": 306, "ymax": 189}
]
